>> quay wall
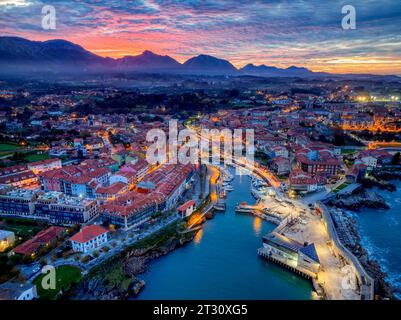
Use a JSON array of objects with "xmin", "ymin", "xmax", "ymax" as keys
[{"xmin": 316, "ymin": 202, "xmax": 374, "ymax": 300}]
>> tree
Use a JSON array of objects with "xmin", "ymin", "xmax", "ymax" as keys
[
  {"xmin": 39, "ymin": 257, "xmax": 47, "ymax": 267},
  {"xmin": 81, "ymin": 255, "xmax": 91, "ymax": 264},
  {"xmin": 17, "ymin": 272, "xmax": 26, "ymax": 284},
  {"xmin": 392, "ymin": 152, "xmax": 401, "ymax": 165}
]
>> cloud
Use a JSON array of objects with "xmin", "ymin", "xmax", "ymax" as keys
[{"xmin": 1, "ymin": 0, "xmax": 400, "ymax": 74}]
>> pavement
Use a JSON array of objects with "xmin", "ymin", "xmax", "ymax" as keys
[
  {"xmin": 21, "ymin": 214, "xmax": 179, "ymax": 283},
  {"xmin": 281, "ymin": 208, "xmax": 360, "ymax": 300}
]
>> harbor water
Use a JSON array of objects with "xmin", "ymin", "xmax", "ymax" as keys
[{"xmin": 136, "ymin": 168, "xmax": 313, "ymax": 300}]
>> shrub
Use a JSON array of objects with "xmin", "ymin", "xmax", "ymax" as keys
[
  {"xmin": 39, "ymin": 257, "xmax": 47, "ymax": 267},
  {"xmin": 81, "ymin": 255, "xmax": 90, "ymax": 264}
]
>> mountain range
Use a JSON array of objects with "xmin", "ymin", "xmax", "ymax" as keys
[{"xmin": 0, "ymin": 36, "xmax": 399, "ymax": 80}]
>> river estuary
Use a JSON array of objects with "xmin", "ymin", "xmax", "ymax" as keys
[{"xmin": 136, "ymin": 168, "xmax": 313, "ymax": 300}]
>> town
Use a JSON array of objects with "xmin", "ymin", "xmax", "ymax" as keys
[{"xmin": 0, "ymin": 76, "xmax": 400, "ymax": 300}]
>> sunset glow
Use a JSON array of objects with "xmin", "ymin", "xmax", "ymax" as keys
[{"xmin": 1, "ymin": 0, "xmax": 401, "ymax": 75}]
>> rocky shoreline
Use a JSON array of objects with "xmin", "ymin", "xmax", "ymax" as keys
[
  {"xmin": 326, "ymin": 186, "xmax": 395, "ymax": 299},
  {"xmin": 327, "ymin": 189, "xmax": 390, "ymax": 211},
  {"xmin": 70, "ymin": 223, "xmax": 197, "ymax": 300}
]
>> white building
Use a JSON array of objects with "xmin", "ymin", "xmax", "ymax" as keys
[
  {"xmin": 0, "ymin": 283, "xmax": 38, "ymax": 300},
  {"xmin": 361, "ymin": 156, "xmax": 378, "ymax": 168},
  {"xmin": 177, "ymin": 200, "xmax": 195, "ymax": 218},
  {"xmin": 70, "ymin": 225, "xmax": 109, "ymax": 253}
]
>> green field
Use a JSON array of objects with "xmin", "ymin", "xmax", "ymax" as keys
[
  {"xmin": 341, "ymin": 149, "xmax": 357, "ymax": 155},
  {"xmin": 24, "ymin": 153, "xmax": 51, "ymax": 162},
  {"xmin": 34, "ymin": 265, "xmax": 82, "ymax": 300},
  {"xmin": 0, "ymin": 218, "xmax": 44, "ymax": 240},
  {"xmin": 334, "ymin": 182, "xmax": 351, "ymax": 193},
  {"xmin": 0, "ymin": 143, "xmax": 20, "ymax": 152}
]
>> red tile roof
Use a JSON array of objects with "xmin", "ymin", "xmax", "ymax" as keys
[
  {"xmin": 70, "ymin": 225, "xmax": 108, "ymax": 244},
  {"xmin": 177, "ymin": 200, "xmax": 195, "ymax": 212},
  {"xmin": 13, "ymin": 226, "xmax": 65, "ymax": 256}
]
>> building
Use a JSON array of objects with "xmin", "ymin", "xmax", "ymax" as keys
[
  {"xmin": 120, "ymin": 159, "xmax": 149, "ymax": 183},
  {"xmin": 101, "ymin": 164, "xmax": 194, "ymax": 229},
  {"xmin": 35, "ymin": 192, "xmax": 98, "ymax": 224},
  {"xmin": 0, "ymin": 165, "xmax": 38, "ymax": 188},
  {"xmin": 96, "ymin": 182, "xmax": 128, "ymax": 201},
  {"xmin": 0, "ymin": 283, "xmax": 38, "ymax": 300},
  {"xmin": 360, "ymin": 156, "xmax": 377, "ymax": 168},
  {"xmin": 359, "ymin": 149, "xmax": 392, "ymax": 167},
  {"xmin": 289, "ymin": 170, "xmax": 323, "ymax": 193},
  {"xmin": 27, "ymin": 158, "xmax": 62, "ymax": 175},
  {"xmin": 346, "ymin": 162, "xmax": 368, "ymax": 183},
  {"xmin": 296, "ymin": 148, "xmax": 341, "ymax": 176},
  {"xmin": 177, "ymin": 200, "xmax": 195, "ymax": 218},
  {"xmin": 0, "ymin": 229, "xmax": 15, "ymax": 252},
  {"xmin": 73, "ymin": 138, "xmax": 87, "ymax": 157},
  {"xmin": 40, "ymin": 163, "xmax": 111, "ymax": 198},
  {"xmin": 0, "ymin": 189, "xmax": 38, "ymax": 218},
  {"xmin": 70, "ymin": 225, "xmax": 109, "ymax": 253},
  {"xmin": 271, "ymin": 146, "xmax": 289, "ymax": 158},
  {"xmin": 259, "ymin": 232, "xmax": 320, "ymax": 278},
  {"xmin": 13, "ymin": 226, "xmax": 64, "ymax": 257},
  {"xmin": 271, "ymin": 157, "xmax": 291, "ymax": 176}
]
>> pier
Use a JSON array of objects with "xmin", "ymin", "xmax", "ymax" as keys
[{"xmin": 257, "ymin": 248, "xmax": 316, "ymax": 280}]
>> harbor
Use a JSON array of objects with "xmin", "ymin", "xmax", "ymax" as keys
[{"xmin": 136, "ymin": 167, "xmax": 314, "ymax": 300}]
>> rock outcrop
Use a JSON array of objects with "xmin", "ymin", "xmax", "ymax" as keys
[{"xmin": 328, "ymin": 189, "xmax": 389, "ymax": 211}]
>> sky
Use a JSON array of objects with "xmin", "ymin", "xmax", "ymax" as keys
[{"xmin": 1, "ymin": 0, "xmax": 401, "ymax": 75}]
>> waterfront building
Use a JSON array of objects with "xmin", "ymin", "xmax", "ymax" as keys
[
  {"xmin": 70, "ymin": 225, "xmax": 109, "ymax": 253},
  {"xmin": 359, "ymin": 149, "xmax": 393, "ymax": 166},
  {"xmin": 177, "ymin": 200, "xmax": 195, "ymax": 218},
  {"xmin": 360, "ymin": 156, "xmax": 377, "ymax": 168},
  {"xmin": 260, "ymin": 232, "xmax": 320, "ymax": 278},
  {"xmin": 289, "ymin": 170, "xmax": 321, "ymax": 193},
  {"xmin": 346, "ymin": 161, "xmax": 368, "ymax": 183},
  {"xmin": 100, "ymin": 164, "xmax": 194, "ymax": 229},
  {"xmin": 0, "ymin": 230, "xmax": 15, "ymax": 252}
]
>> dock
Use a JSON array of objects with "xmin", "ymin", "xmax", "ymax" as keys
[
  {"xmin": 235, "ymin": 202, "xmax": 260, "ymax": 214},
  {"xmin": 257, "ymin": 248, "xmax": 316, "ymax": 280}
]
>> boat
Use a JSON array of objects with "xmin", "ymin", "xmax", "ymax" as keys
[
  {"xmin": 224, "ymin": 185, "xmax": 234, "ymax": 191},
  {"xmin": 223, "ymin": 174, "xmax": 233, "ymax": 182}
]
